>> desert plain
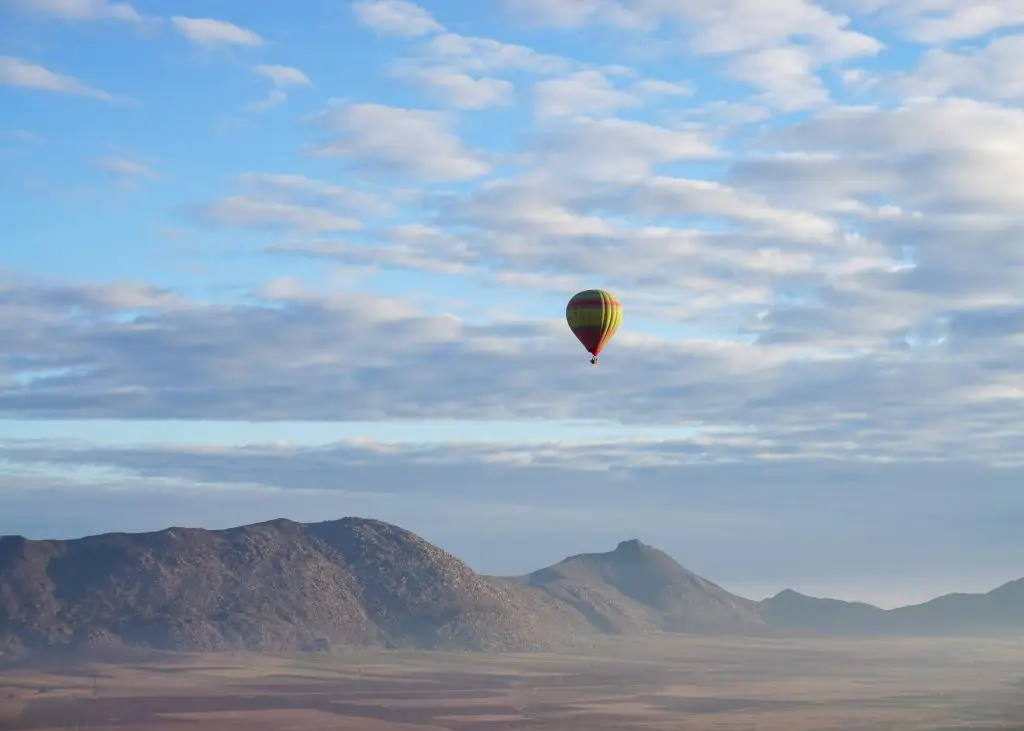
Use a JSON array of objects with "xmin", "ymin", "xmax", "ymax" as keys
[{"xmin": 1, "ymin": 634, "xmax": 1022, "ymax": 731}]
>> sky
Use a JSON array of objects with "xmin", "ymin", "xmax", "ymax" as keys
[{"xmin": 3, "ymin": 0, "xmax": 1024, "ymax": 610}]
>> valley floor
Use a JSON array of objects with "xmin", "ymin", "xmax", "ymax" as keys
[{"xmin": 1, "ymin": 635, "xmax": 1022, "ymax": 731}]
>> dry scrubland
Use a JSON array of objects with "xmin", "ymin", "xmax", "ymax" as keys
[{"xmin": 2, "ymin": 635, "xmax": 1023, "ymax": 731}]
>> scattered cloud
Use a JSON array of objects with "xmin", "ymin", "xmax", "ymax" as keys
[
  {"xmin": 247, "ymin": 64, "xmax": 311, "ymax": 111},
  {"xmin": 194, "ymin": 197, "xmax": 362, "ymax": 233},
  {"xmin": 236, "ymin": 172, "xmax": 395, "ymax": 218},
  {"xmin": 306, "ymin": 102, "xmax": 490, "ymax": 180},
  {"xmin": 892, "ymin": 34, "xmax": 1024, "ymax": 101},
  {"xmin": 533, "ymin": 70, "xmax": 641, "ymax": 117},
  {"xmin": 725, "ymin": 46, "xmax": 829, "ymax": 110},
  {"xmin": 245, "ymin": 89, "xmax": 287, "ymax": 112},
  {"xmin": 91, "ymin": 155, "xmax": 162, "ymax": 180},
  {"xmin": 840, "ymin": 0, "xmax": 1024, "ymax": 43},
  {"xmin": 0, "ymin": 55, "xmax": 114, "ymax": 100},
  {"xmin": 418, "ymin": 32, "xmax": 576, "ymax": 76},
  {"xmin": 524, "ymin": 116, "xmax": 718, "ymax": 182},
  {"xmin": 760, "ymin": 98, "xmax": 1024, "ymax": 217},
  {"xmin": 632, "ymin": 78, "xmax": 693, "ymax": 97},
  {"xmin": 253, "ymin": 64, "xmax": 310, "ymax": 87},
  {"xmin": 388, "ymin": 63, "xmax": 514, "ymax": 109},
  {"xmin": 501, "ymin": 0, "xmax": 650, "ymax": 30},
  {"xmin": 190, "ymin": 172, "xmax": 395, "ymax": 234},
  {"xmin": 502, "ymin": 0, "xmax": 881, "ymax": 60},
  {"xmin": 500, "ymin": 0, "xmax": 880, "ymax": 111},
  {"xmin": 171, "ymin": 16, "xmax": 263, "ymax": 46},
  {"xmin": 10, "ymin": 0, "xmax": 143, "ymax": 23},
  {"xmin": 352, "ymin": 0, "xmax": 444, "ymax": 37},
  {"xmin": 383, "ymin": 24, "xmax": 643, "ymax": 111}
]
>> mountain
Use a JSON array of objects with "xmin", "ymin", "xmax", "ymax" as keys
[
  {"xmin": 758, "ymin": 589, "xmax": 888, "ymax": 635},
  {"xmin": 879, "ymin": 576, "xmax": 1024, "ymax": 636},
  {"xmin": 2, "ymin": 517, "xmax": 1022, "ymax": 655},
  {"xmin": 0, "ymin": 518, "xmax": 590, "ymax": 654},
  {"xmin": 757, "ymin": 579, "xmax": 1024, "ymax": 637},
  {"xmin": 506, "ymin": 539, "xmax": 768, "ymax": 635}
]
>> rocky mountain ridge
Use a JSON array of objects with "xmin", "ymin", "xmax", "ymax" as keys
[{"xmin": 1, "ymin": 517, "xmax": 1020, "ymax": 654}]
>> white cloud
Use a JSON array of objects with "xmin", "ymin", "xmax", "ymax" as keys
[
  {"xmin": 237, "ymin": 172, "xmax": 395, "ymax": 218},
  {"xmin": 842, "ymin": 0, "xmax": 1024, "ymax": 43},
  {"xmin": 91, "ymin": 156, "xmax": 162, "ymax": 180},
  {"xmin": 0, "ymin": 55, "xmax": 113, "ymax": 100},
  {"xmin": 382, "ymin": 29, "xmax": 624, "ymax": 112},
  {"xmin": 191, "ymin": 172, "xmax": 395, "ymax": 234},
  {"xmin": 527, "ymin": 116, "xmax": 719, "ymax": 182},
  {"xmin": 195, "ymin": 196, "xmax": 362, "ymax": 232},
  {"xmin": 498, "ymin": 0, "xmax": 881, "ymax": 121},
  {"xmin": 349, "ymin": 166, "xmax": 843, "ymax": 317},
  {"xmin": 253, "ymin": 64, "xmax": 311, "ymax": 87},
  {"xmin": 307, "ymin": 102, "xmax": 490, "ymax": 181},
  {"xmin": 388, "ymin": 63, "xmax": 515, "ymax": 109},
  {"xmin": 502, "ymin": 0, "xmax": 882, "ymax": 62},
  {"xmin": 12, "ymin": 0, "xmax": 142, "ymax": 22},
  {"xmin": 419, "ymin": 32, "xmax": 577, "ymax": 75},
  {"xmin": 245, "ymin": 89, "xmax": 288, "ymax": 112},
  {"xmin": 502, "ymin": 0, "xmax": 650, "ymax": 29},
  {"xmin": 579, "ymin": 177, "xmax": 839, "ymax": 240},
  {"xmin": 632, "ymin": 78, "xmax": 693, "ymax": 97},
  {"xmin": 533, "ymin": 70, "xmax": 640, "ymax": 117},
  {"xmin": 267, "ymin": 238, "xmax": 475, "ymax": 276},
  {"xmin": 352, "ymin": 0, "xmax": 444, "ymax": 37},
  {"xmin": 893, "ymin": 34, "xmax": 1024, "ymax": 101},
  {"xmin": 763, "ymin": 98, "xmax": 1024, "ymax": 216},
  {"xmin": 171, "ymin": 16, "xmax": 263, "ymax": 46},
  {"xmin": 726, "ymin": 46, "xmax": 829, "ymax": 110},
  {"xmin": 246, "ymin": 65, "xmax": 311, "ymax": 111},
  {"xmin": 672, "ymin": 0, "xmax": 880, "ymax": 60}
]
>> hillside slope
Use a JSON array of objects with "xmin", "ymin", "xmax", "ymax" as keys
[{"xmin": 0, "ymin": 517, "xmax": 589, "ymax": 653}]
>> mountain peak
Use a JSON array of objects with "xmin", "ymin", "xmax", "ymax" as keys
[
  {"xmin": 613, "ymin": 539, "xmax": 651, "ymax": 557},
  {"xmin": 770, "ymin": 589, "xmax": 807, "ymax": 601},
  {"xmin": 514, "ymin": 538, "xmax": 764, "ymax": 635}
]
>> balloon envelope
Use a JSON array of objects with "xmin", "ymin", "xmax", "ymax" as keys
[{"xmin": 565, "ymin": 289, "xmax": 622, "ymax": 357}]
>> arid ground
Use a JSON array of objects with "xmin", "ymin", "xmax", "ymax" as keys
[{"xmin": 1, "ymin": 635, "xmax": 1022, "ymax": 731}]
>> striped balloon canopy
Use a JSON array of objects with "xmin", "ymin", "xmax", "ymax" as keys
[{"xmin": 565, "ymin": 289, "xmax": 622, "ymax": 365}]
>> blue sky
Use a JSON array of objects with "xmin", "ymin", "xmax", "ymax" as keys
[{"xmin": 4, "ymin": 0, "xmax": 1024, "ymax": 609}]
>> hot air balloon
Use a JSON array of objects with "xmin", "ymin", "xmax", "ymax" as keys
[{"xmin": 565, "ymin": 289, "xmax": 622, "ymax": 365}]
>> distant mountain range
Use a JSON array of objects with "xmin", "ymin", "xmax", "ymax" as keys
[{"xmin": 1, "ymin": 517, "xmax": 1021, "ymax": 654}]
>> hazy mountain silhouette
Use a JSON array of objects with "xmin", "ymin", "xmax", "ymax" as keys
[
  {"xmin": 759, "ymin": 578, "xmax": 1024, "ymax": 636},
  {"xmin": 877, "ymin": 576, "xmax": 1024, "ymax": 635},
  {"xmin": 758, "ymin": 590, "xmax": 888, "ymax": 635},
  {"xmin": 1, "ymin": 518, "xmax": 1021, "ymax": 654},
  {"xmin": 507, "ymin": 539, "xmax": 767, "ymax": 634}
]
